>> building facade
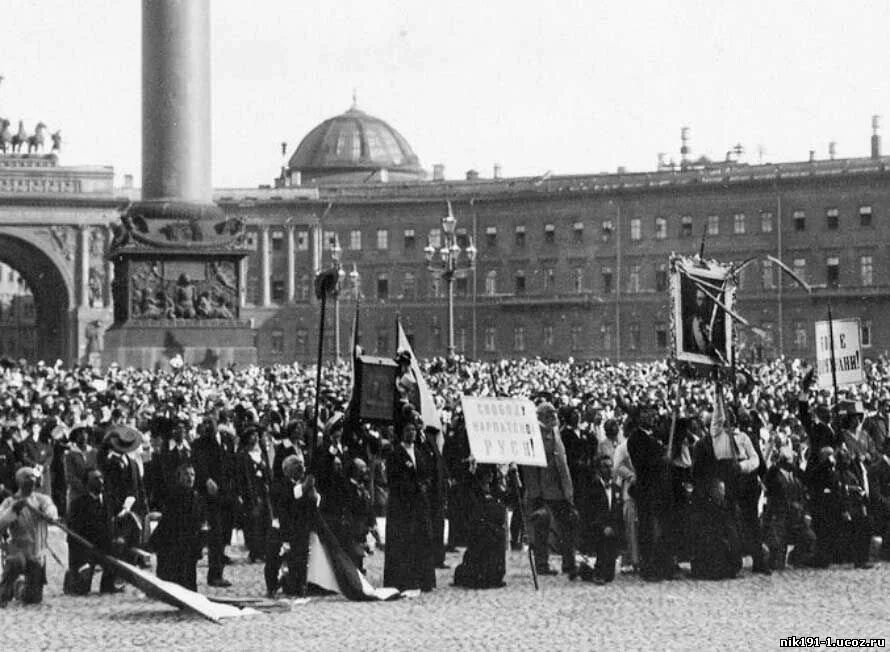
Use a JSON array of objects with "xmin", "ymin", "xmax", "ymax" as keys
[{"xmin": 223, "ymin": 107, "xmax": 890, "ymax": 365}]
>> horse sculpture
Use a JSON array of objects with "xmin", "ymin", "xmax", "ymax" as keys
[
  {"xmin": 10, "ymin": 120, "xmax": 29, "ymax": 153},
  {"xmin": 51, "ymin": 130, "xmax": 62, "ymax": 153},
  {"xmin": 27, "ymin": 122, "xmax": 47, "ymax": 154},
  {"xmin": 0, "ymin": 119, "xmax": 11, "ymax": 154}
]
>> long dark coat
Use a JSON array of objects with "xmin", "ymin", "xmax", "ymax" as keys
[{"xmin": 383, "ymin": 444, "xmax": 436, "ymax": 592}]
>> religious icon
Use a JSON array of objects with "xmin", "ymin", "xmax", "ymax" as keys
[{"xmin": 670, "ymin": 255, "xmax": 735, "ymax": 367}]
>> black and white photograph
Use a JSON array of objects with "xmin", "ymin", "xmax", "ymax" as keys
[{"xmin": 1, "ymin": 1, "xmax": 890, "ymax": 650}]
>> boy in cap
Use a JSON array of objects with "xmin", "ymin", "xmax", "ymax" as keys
[{"xmin": 0, "ymin": 466, "xmax": 59, "ymax": 605}]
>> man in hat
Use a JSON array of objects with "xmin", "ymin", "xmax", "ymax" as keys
[
  {"xmin": 191, "ymin": 416, "xmax": 236, "ymax": 587},
  {"xmin": 0, "ymin": 467, "xmax": 59, "ymax": 605},
  {"xmin": 868, "ymin": 439, "xmax": 890, "ymax": 560},
  {"xmin": 66, "ymin": 469, "xmax": 126, "ymax": 594},
  {"xmin": 521, "ymin": 402, "xmax": 578, "ymax": 579},
  {"xmin": 0, "ymin": 425, "xmax": 22, "ymax": 502},
  {"xmin": 863, "ymin": 398, "xmax": 889, "ymax": 453}
]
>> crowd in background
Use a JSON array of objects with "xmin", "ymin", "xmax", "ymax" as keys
[{"xmin": 2, "ymin": 351, "xmax": 890, "ymax": 603}]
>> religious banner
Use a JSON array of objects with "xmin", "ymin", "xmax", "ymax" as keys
[
  {"xmin": 461, "ymin": 396, "xmax": 546, "ymax": 467},
  {"xmin": 670, "ymin": 255, "xmax": 736, "ymax": 368},
  {"xmin": 815, "ymin": 317, "xmax": 863, "ymax": 388}
]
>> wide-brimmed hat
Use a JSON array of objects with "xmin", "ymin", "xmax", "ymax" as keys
[
  {"xmin": 15, "ymin": 466, "xmax": 39, "ymax": 486},
  {"xmin": 104, "ymin": 424, "xmax": 142, "ymax": 454}
]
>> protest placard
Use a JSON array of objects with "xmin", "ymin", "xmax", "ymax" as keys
[
  {"xmin": 461, "ymin": 396, "xmax": 546, "ymax": 466},
  {"xmin": 815, "ymin": 317, "xmax": 863, "ymax": 388}
]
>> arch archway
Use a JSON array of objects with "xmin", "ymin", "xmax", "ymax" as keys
[{"xmin": 0, "ymin": 231, "xmax": 74, "ymax": 363}]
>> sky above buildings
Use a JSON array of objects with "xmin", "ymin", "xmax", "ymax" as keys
[{"xmin": 1, "ymin": 0, "xmax": 888, "ymax": 188}]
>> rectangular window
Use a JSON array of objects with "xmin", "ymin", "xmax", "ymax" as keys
[
  {"xmin": 323, "ymin": 231, "xmax": 338, "ymax": 250},
  {"xmin": 793, "ymin": 210, "xmax": 806, "ymax": 232},
  {"xmin": 762, "ymin": 260, "xmax": 775, "ymax": 289},
  {"xmin": 428, "ymin": 228, "xmax": 442, "ymax": 248},
  {"xmin": 544, "ymin": 268, "xmax": 555, "ymax": 291},
  {"xmin": 680, "ymin": 215, "xmax": 693, "ymax": 238},
  {"xmin": 655, "ymin": 217, "xmax": 667, "ymax": 240},
  {"xmin": 431, "ymin": 276, "xmax": 443, "ymax": 299},
  {"xmin": 349, "ymin": 229, "xmax": 362, "ymax": 250},
  {"xmin": 271, "ymin": 279, "xmax": 285, "ymax": 303},
  {"xmin": 544, "ymin": 223, "xmax": 555, "ymax": 244},
  {"xmin": 733, "ymin": 213, "xmax": 746, "ymax": 234},
  {"xmin": 513, "ymin": 326, "xmax": 526, "ymax": 352},
  {"xmin": 860, "ymin": 205, "xmax": 873, "ymax": 227},
  {"xmin": 628, "ymin": 264, "xmax": 641, "ymax": 293},
  {"xmin": 602, "ymin": 266, "xmax": 613, "ymax": 294},
  {"xmin": 601, "ymin": 323, "xmax": 614, "ymax": 352},
  {"xmin": 403, "ymin": 229, "xmax": 416, "ymax": 250},
  {"xmin": 793, "ymin": 258, "xmax": 807, "ymax": 285},
  {"xmin": 862, "ymin": 320, "xmax": 872, "ymax": 348},
  {"xmin": 377, "ymin": 274, "xmax": 389, "ymax": 299},
  {"xmin": 826, "ymin": 256, "xmax": 840, "ymax": 288},
  {"xmin": 760, "ymin": 211, "xmax": 774, "ymax": 233},
  {"xmin": 296, "ymin": 230, "xmax": 309, "ymax": 250},
  {"xmin": 376, "ymin": 330, "xmax": 388, "ymax": 354},
  {"xmin": 572, "ymin": 222, "xmax": 584, "ymax": 244},
  {"xmin": 485, "ymin": 226, "xmax": 497, "ymax": 248},
  {"xmin": 484, "ymin": 327, "xmax": 497, "ymax": 352},
  {"xmin": 514, "ymin": 225, "xmax": 526, "ymax": 247},
  {"xmin": 456, "ymin": 276, "xmax": 468, "ymax": 296},
  {"xmin": 707, "ymin": 215, "xmax": 720, "ymax": 236},
  {"xmin": 601, "ymin": 220, "xmax": 613, "ymax": 242},
  {"xmin": 297, "ymin": 275, "xmax": 310, "ymax": 301},
  {"xmin": 376, "ymin": 229, "xmax": 389, "ymax": 250},
  {"xmin": 571, "ymin": 325, "xmax": 583, "ymax": 351},
  {"xmin": 514, "ymin": 273, "xmax": 526, "ymax": 294},
  {"xmin": 630, "ymin": 218, "xmax": 641, "ymax": 241},
  {"xmin": 457, "ymin": 328, "xmax": 467, "ymax": 353},
  {"xmin": 296, "ymin": 329, "xmax": 308, "ymax": 355},
  {"xmin": 574, "ymin": 268, "xmax": 584, "ymax": 293},
  {"xmin": 826, "ymin": 208, "xmax": 839, "ymax": 230},
  {"xmin": 655, "ymin": 262, "xmax": 668, "ymax": 292},
  {"xmin": 543, "ymin": 325, "xmax": 554, "ymax": 348},
  {"xmin": 485, "ymin": 271, "xmax": 498, "ymax": 296},
  {"xmin": 655, "ymin": 324, "xmax": 668, "ymax": 349},
  {"xmin": 628, "ymin": 323, "xmax": 640, "ymax": 351},
  {"xmin": 793, "ymin": 322, "xmax": 807, "ymax": 349},
  {"xmin": 271, "ymin": 230, "xmax": 284, "ymax": 251},
  {"xmin": 861, "ymin": 255, "xmax": 874, "ymax": 287},
  {"xmin": 402, "ymin": 272, "xmax": 416, "ymax": 299},
  {"xmin": 271, "ymin": 329, "xmax": 284, "ymax": 354}
]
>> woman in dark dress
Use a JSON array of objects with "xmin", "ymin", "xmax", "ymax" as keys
[
  {"xmin": 383, "ymin": 423, "xmax": 436, "ymax": 592},
  {"xmin": 453, "ymin": 464, "xmax": 507, "ymax": 589},
  {"xmin": 150, "ymin": 463, "xmax": 206, "ymax": 591},
  {"xmin": 236, "ymin": 427, "xmax": 272, "ymax": 562}
]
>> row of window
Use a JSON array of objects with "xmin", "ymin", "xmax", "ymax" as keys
[
  {"xmin": 267, "ymin": 318, "xmax": 875, "ymax": 357},
  {"xmin": 255, "ymin": 251, "xmax": 880, "ymax": 305},
  {"xmin": 259, "ymin": 204, "xmax": 877, "ymax": 257}
]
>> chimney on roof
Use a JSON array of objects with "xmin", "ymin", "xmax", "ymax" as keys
[
  {"xmin": 872, "ymin": 115, "xmax": 881, "ymax": 159},
  {"xmin": 466, "ymin": 169, "xmax": 479, "ymax": 181},
  {"xmin": 493, "ymin": 163, "xmax": 502, "ymax": 180},
  {"xmin": 809, "ymin": 150, "xmax": 816, "ymax": 163},
  {"xmin": 433, "ymin": 164, "xmax": 445, "ymax": 181},
  {"xmin": 828, "ymin": 142, "xmax": 837, "ymax": 160},
  {"xmin": 680, "ymin": 126, "xmax": 691, "ymax": 169}
]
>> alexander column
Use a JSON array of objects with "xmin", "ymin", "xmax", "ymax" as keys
[{"xmin": 104, "ymin": 0, "xmax": 255, "ymax": 368}]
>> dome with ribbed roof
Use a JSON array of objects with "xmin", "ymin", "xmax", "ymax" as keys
[{"xmin": 288, "ymin": 104, "xmax": 426, "ymax": 184}]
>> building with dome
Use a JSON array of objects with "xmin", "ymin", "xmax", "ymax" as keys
[
  {"xmin": 282, "ymin": 103, "xmax": 426, "ymax": 186},
  {"xmin": 217, "ymin": 108, "xmax": 890, "ymax": 366}
]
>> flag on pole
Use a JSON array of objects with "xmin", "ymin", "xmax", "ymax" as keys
[
  {"xmin": 306, "ymin": 516, "xmax": 400, "ymax": 601},
  {"xmin": 396, "ymin": 318, "xmax": 440, "ymax": 430}
]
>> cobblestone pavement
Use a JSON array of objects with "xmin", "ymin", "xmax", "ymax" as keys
[{"xmin": 2, "ymin": 527, "xmax": 889, "ymax": 652}]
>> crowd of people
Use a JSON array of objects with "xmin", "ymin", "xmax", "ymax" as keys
[{"xmin": 1, "ymin": 351, "xmax": 890, "ymax": 605}]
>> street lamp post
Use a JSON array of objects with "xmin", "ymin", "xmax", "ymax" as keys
[
  {"xmin": 424, "ymin": 202, "xmax": 477, "ymax": 359},
  {"xmin": 330, "ymin": 236, "xmax": 346, "ymax": 362}
]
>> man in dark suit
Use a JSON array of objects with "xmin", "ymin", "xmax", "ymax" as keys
[
  {"xmin": 66, "ymin": 470, "xmax": 124, "ymax": 594},
  {"xmin": 151, "ymin": 417, "xmax": 191, "ymax": 510},
  {"xmin": 192, "ymin": 416, "xmax": 236, "ymax": 587},
  {"xmin": 585, "ymin": 454, "xmax": 622, "ymax": 584},
  {"xmin": 627, "ymin": 404, "xmax": 672, "ymax": 582}
]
